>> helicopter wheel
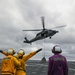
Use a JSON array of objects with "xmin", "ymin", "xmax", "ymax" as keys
[{"xmin": 49, "ymin": 37, "xmax": 51, "ymax": 39}]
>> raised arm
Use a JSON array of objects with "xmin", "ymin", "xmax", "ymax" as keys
[
  {"xmin": 23, "ymin": 48, "xmax": 42, "ymax": 61},
  {"xmin": 0, "ymin": 50, "xmax": 8, "ymax": 56}
]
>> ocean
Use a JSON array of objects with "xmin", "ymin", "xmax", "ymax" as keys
[
  {"xmin": 26, "ymin": 60, "xmax": 75, "ymax": 75},
  {"xmin": 0, "ymin": 60, "xmax": 75, "ymax": 75}
]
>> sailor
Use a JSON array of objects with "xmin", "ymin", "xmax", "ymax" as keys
[
  {"xmin": 15, "ymin": 48, "xmax": 42, "ymax": 75},
  {"xmin": 1, "ymin": 48, "xmax": 21, "ymax": 75},
  {"xmin": 47, "ymin": 45, "xmax": 68, "ymax": 75}
]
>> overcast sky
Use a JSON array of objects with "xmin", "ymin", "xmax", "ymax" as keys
[{"xmin": 0, "ymin": 0, "xmax": 75, "ymax": 61}]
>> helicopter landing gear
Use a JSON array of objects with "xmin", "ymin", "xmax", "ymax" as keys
[{"xmin": 49, "ymin": 37, "xmax": 51, "ymax": 39}]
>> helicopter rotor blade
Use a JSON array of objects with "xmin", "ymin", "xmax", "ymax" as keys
[
  {"xmin": 51, "ymin": 25, "xmax": 67, "ymax": 29},
  {"xmin": 23, "ymin": 29, "xmax": 42, "ymax": 31},
  {"xmin": 41, "ymin": 17, "xmax": 45, "ymax": 30}
]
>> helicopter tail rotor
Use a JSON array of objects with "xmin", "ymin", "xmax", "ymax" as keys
[{"xmin": 23, "ymin": 37, "xmax": 30, "ymax": 43}]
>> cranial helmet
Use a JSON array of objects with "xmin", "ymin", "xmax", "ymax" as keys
[
  {"xmin": 8, "ymin": 48, "xmax": 15, "ymax": 55},
  {"xmin": 17, "ymin": 49, "xmax": 25, "ymax": 55},
  {"xmin": 52, "ymin": 45, "xmax": 62, "ymax": 53}
]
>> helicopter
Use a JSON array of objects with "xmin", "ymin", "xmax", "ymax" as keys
[{"xmin": 23, "ymin": 17, "xmax": 66, "ymax": 44}]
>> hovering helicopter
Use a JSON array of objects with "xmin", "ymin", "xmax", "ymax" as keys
[{"xmin": 23, "ymin": 17, "xmax": 66, "ymax": 44}]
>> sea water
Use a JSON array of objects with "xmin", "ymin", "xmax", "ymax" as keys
[
  {"xmin": 0, "ymin": 60, "xmax": 75, "ymax": 75},
  {"xmin": 26, "ymin": 60, "xmax": 75, "ymax": 75}
]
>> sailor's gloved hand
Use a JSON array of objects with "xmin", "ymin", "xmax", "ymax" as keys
[
  {"xmin": 36, "ymin": 48, "xmax": 42, "ymax": 53},
  {"xmin": 0, "ymin": 50, "xmax": 3, "ymax": 53}
]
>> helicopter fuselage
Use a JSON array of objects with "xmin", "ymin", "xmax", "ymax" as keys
[{"xmin": 28, "ymin": 30, "xmax": 58, "ymax": 42}]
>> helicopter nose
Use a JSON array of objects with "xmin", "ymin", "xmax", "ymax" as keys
[
  {"xmin": 56, "ymin": 31, "xmax": 59, "ymax": 33},
  {"xmin": 53, "ymin": 30, "xmax": 58, "ymax": 33}
]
